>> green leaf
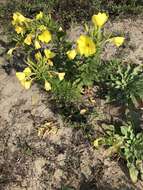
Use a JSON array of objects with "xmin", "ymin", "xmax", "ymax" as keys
[{"xmin": 121, "ymin": 126, "xmax": 128, "ymax": 136}]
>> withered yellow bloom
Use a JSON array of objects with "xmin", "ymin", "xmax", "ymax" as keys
[
  {"xmin": 77, "ymin": 35, "xmax": 96, "ymax": 57},
  {"xmin": 80, "ymin": 109, "xmax": 87, "ymax": 115},
  {"xmin": 35, "ymin": 52, "xmax": 42, "ymax": 60},
  {"xmin": 15, "ymin": 26, "xmax": 24, "ymax": 34},
  {"xmin": 36, "ymin": 11, "xmax": 43, "ymax": 20},
  {"xmin": 67, "ymin": 49, "xmax": 77, "ymax": 60},
  {"xmin": 111, "ymin": 37, "xmax": 125, "ymax": 47},
  {"xmin": 92, "ymin": 12, "xmax": 108, "ymax": 28},
  {"xmin": 34, "ymin": 40, "xmax": 41, "ymax": 49},
  {"xmin": 24, "ymin": 34, "xmax": 32, "ymax": 45},
  {"xmin": 7, "ymin": 47, "xmax": 16, "ymax": 56},
  {"xmin": 45, "ymin": 81, "xmax": 52, "ymax": 91},
  {"xmin": 58, "ymin": 73, "xmax": 65, "ymax": 81},
  {"xmin": 38, "ymin": 30, "xmax": 52, "ymax": 43}
]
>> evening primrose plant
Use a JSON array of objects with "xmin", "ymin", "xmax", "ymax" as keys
[{"xmin": 9, "ymin": 11, "xmax": 125, "ymax": 103}]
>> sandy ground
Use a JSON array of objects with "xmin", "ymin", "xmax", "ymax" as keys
[{"xmin": 0, "ymin": 17, "xmax": 143, "ymax": 190}]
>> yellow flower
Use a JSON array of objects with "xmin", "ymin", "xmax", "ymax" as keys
[
  {"xmin": 77, "ymin": 35, "xmax": 96, "ymax": 57},
  {"xmin": 111, "ymin": 37, "xmax": 125, "ymax": 47},
  {"xmin": 24, "ymin": 34, "xmax": 32, "ymax": 45},
  {"xmin": 92, "ymin": 12, "xmax": 108, "ymax": 28},
  {"xmin": 16, "ymin": 72, "xmax": 25, "ymax": 81},
  {"xmin": 47, "ymin": 59, "xmax": 54, "ymax": 66},
  {"xmin": 15, "ymin": 26, "xmax": 24, "ymax": 34},
  {"xmin": 44, "ymin": 49, "xmax": 55, "ymax": 59},
  {"xmin": 67, "ymin": 49, "xmax": 77, "ymax": 60},
  {"xmin": 23, "ymin": 67, "xmax": 31, "ymax": 76},
  {"xmin": 35, "ymin": 52, "xmax": 42, "ymax": 60},
  {"xmin": 36, "ymin": 11, "xmax": 43, "ymax": 20},
  {"xmin": 16, "ymin": 69, "xmax": 32, "ymax": 90},
  {"xmin": 21, "ymin": 80, "xmax": 32, "ymax": 90},
  {"xmin": 58, "ymin": 72, "xmax": 65, "ymax": 81},
  {"xmin": 38, "ymin": 30, "xmax": 52, "ymax": 43},
  {"xmin": 34, "ymin": 40, "xmax": 41, "ymax": 49},
  {"xmin": 45, "ymin": 81, "xmax": 52, "ymax": 91},
  {"xmin": 12, "ymin": 12, "xmax": 27, "ymax": 25}
]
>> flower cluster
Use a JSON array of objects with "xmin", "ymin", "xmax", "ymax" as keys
[
  {"xmin": 10, "ymin": 12, "xmax": 125, "ymax": 96},
  {"xmin": 66, "ymin": 12, "xmax": 124, "ymax": 60},
  {"xmin": 11, "ymin": 12, "xmax": 65, "ymax": 90}
]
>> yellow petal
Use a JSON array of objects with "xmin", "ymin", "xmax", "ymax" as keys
[
  {"xmin": 38, "ymin": 30, "xmax": 52, "ymax": 43},
  {"xmin": 58, "ymin": 72, "xmax": 65, "ymax": 81},
  {"xmin": 34, "ymin": 40, "xmax": 41, "ymax": 49},
  {"xmin": 67, "ymin": 49, "xmax": 77, "ymax": 60},
  {"xmin": 35, "ymin": 52, "xmax": 42, "ymax": 60},
  {"xmin": 21, "ymin": 80, "xmax": 32, "ymax": 89},
  {"xmin": 12, "ymin": 12, "xmax": 27, "ymax": 25},
  {"xmin": 24, "ymin": 34, "xmax": 32, "ymax": 45},
  {"xmin": 111, "ymin": 37, "xmax": 125, "ymax": 47},
  {"xmin": 16, "ymin": 72, "xmax": 25, "ymax": 81},
  {"xmin": 23, "ymin": 67, "xmax": 31, "ymax": 76},
  {"xmin": 15, "ymin": 26, "xmax": 24, "ymax": 34},
  {"xmin": 45, "ymin": 81, "xmax": 52, "ymax": 91},
  {"xmin": 44, "ymin": 49, "xmax": 55, "ymax": 59},
  {"xmin": 77, "ymin": 35, "xmax": 96, "ymax": 57},
  {"xmin": 36, "ymin": 11, "xmax": 43, "ymax": 20},
  {"xmin": 92, "ymin": 12, "xmax": 108, "ymax": 28}
]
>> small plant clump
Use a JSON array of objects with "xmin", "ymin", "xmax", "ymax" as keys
[{"xmin": 8, "ymin": 11, "xmax": 143, "ymax": 183}]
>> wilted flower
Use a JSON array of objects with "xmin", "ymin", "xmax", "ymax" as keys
[
  {"xmin": 77, "ymin": 35, "xmax": 96, "ymax": 57},
  {"xmin": 67, "ymin": 49, "xmax": 77, "ymax": 60},
  {"xmin": 80, "ymin": 109, "xmax": 87, "ymax": 115},
  {"xmin": 24, "ymin": 34, "xmax": 33, "ymax": 45},
  {"xmin": 34, "ymin": 40, "xmax": 41, "ymax": 49},
  {"xmin": 15, "ymin": 26, "xmax": 24, "ymax": 34},
  {"xmin": 92, "ymin": 12, "xmax": 108, "ymax": 28},
  {"xmin": 35, "ymin": 52, "xmax": 42, "ymax": 60},
  {"xmin": 58, "ymin": 72, "xmax": 65, "ymax": 81},
  {"xmin": 38, "ymin": 30, "xmax": 52, "ymax": 43},
  {"xmin": 45, "ymin": 80, "xmax": 52, "ymax": 91}
]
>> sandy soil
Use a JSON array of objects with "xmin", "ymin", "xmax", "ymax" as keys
[{"xmin": 0, "ymin": 17, "xmax": 143, "ymax": 190}]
